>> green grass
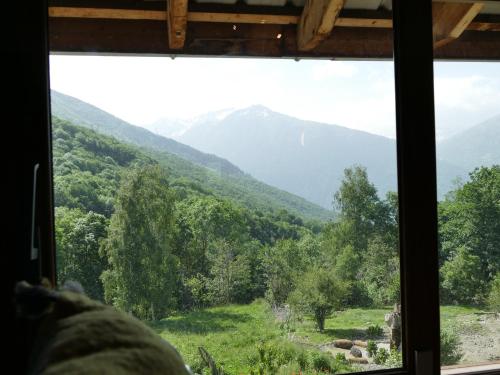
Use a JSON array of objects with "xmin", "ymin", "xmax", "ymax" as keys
[
  {"xmin": 151, "ymin": 300, "xmax": 283, "ymax": 374},
  {"xmin": 293, "ymin": 308, "xmax": 391, "ymax": 345},
  {"xmin": 150, "ymin": 303, "xmax": 487, "ymax": 373}
]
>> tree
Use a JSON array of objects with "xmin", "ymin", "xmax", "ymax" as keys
[
  {"xmin": 288, "ymin": 268, "xmax": 349, "ymax": 332},
  {"xmin": 487, "ymin": 272, "xmax": 500, "ymax": 312},
  {"xmin": 361, "ymin": 236, "xmax": 400, "ymax": 306},
  {"xmin": 206, "ymin": 239, "xmax": 253, "ymax": 305},
  {"xmin": 333, "ymin": 166, "xmax": 383, "ymax": 252},
  {"xmin": 100, "ymin": 166, "xmax": 179, "ymax": 320},
  {"xmin": 55, "ymin": 207, "xmax": 108, "ymax": 300},
  {"xmin": 263, "ymin": 237, "xmax": 316, "ymax": 306},
  {"xmin": 439, "ymin": 166, "xmax": 500, "ymax": 277},
  {"xmin": 440, "ymin": 246, "xmax": 488, "ymax": 305}
]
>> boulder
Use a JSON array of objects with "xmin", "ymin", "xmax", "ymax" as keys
[
  {"xmin": 350, "ymin": 346, "xmax": 362, "ymax": 358},
  {"xmin": 347, "ymin": 356, "xmax": 368, "ymax": 364},
  {"xmin": 353, "ymin": 340, "xmax": 368, "ymax": 348},
  {"xmin": 333, "ymin": 339, "xmax": 353, "ymax": 349}
]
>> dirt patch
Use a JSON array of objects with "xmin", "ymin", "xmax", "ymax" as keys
[{"xmin": 456, "ymin": 313, "xmax": 500, "ymax": 364}]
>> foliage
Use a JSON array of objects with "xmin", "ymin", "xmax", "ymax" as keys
[
  {"xmin": 440, "ymin": 246, "xmax": 489, "ymax": 305},
  {"xmin": 367, "ymin": 340, "xmax": 377, "ymax": 357},
  {"xmin": 100, "ymin": 166, "xmax": 179, "ymax": 320},
  {"xmin": 439, "ymin": 166, "xmax": 500, "ymax": 304},
  {"xmin": 366, "ymin": 324, "xmax": 383, "ymax": 338},
  {"xmin": 440, "ymin": 328, "xmax": 463, "ymax": 365},
  {"xmin": 55, "ymin": 207, "xmax": 108, "ymax": 300},
  {"xmin": 488, "ymin": 272, "xmax": 500, "ymax": 312},
  {"xmin": 373, "ymin": 348, "xmax": 389, "ymax": 365},
  {"xmin": 288, "ymin": 268, "xmax": 349, "ymax": 332},
  {"xmin": 385, "ymin": 349, "xmax": 403, "ymax": 367}
]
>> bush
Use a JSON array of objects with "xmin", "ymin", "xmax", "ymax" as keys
[
  {"xmin": 385, "ymin": 349, "xmax": 402, "ymax": 367},
  {"xmin": 488, "ymin": 273, "xmax": 500, "ymax": 312},
  {"xmin": 311, "ymin": 352, "xmax": 333, "ymax": 373},
  {"xmin": 366, "ymin": 324, "xmax": 383, "ymax": 338},
  {"xmin": 296, "ymin": 350, "xmax": 309, "ymax": 370},
  {"xmin": 367, "ymin": 340, "xmax": 377, "ymax": 357},
  {"xmin": 374, "ymin": 348, "xmax": 389, "ymax": 365},
  {"xmin": 440, "ymin": 328, "xmax": 463, "ymax": 365}
]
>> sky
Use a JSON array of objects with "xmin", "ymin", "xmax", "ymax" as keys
[{"xmin": 49, "ymin": 55, "xmax": 500, "ymax": 140}]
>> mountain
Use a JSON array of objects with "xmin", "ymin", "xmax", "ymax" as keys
[
  {"xmin": 171, "ymin": 105, "xmax": 398, "ymax": 208},
  {"xmin": 437, "ymin": 114, "xmax": 500, "ymax": 172},
  {"xmin": 165, "ymin": 105, "xmax": 496, "ymax": 205},
  {"xmin": 50, "ymin": 90, "xmax": 333, "ymax": 221},
  {"xmin": 50, "ymin": 90, "xmax": 244, "ymax": 176}
]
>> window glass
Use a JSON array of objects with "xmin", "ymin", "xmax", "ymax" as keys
[
  {"xmin": 49, "ymin": 54, "xmax": 404, "ymax": 373},
  {"xmin": 434, "ymin": 61, "xmax": 500, "ymax": 371}
]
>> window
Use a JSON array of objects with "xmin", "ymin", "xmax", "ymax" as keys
[{"xmin": 13, "ymin": 1, "xmax": 500, "ymax": 374}]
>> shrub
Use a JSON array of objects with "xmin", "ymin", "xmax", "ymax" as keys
[
  {"xmin": 440, "ymin": 328, "xmax": 463, "ymax": 365},
  {"xmin": 311, "ymin": 352, "xmax": 333, "ymax": 373},
  {"xmin": 488, "ymin": 272, "xmax": 500, "ymax": 313},
  {"xmin": 374, "ymin": 348, "xmax": 389, "ymax": 365},
  {"xmin": 367, "ymin": 340, "xmax": 377, "ymax": 357},
  {"xmin": 366, "ymin": 324, "xmax": 383, "ymax": 338},
  {"xmin": 385, "ymin": 349, "xmax": 403, "ymax": 367},
  {"xmin": 296, "ymin": 350, "xmax": 309, "ymax": 370}
]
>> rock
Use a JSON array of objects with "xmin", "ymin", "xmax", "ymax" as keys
[
  {"xmin": 353, "ymin": 340, "xmax": 368, "ymax": 348},
  {"xmin": 333, "ymin": 339, "xmax": 353, "ymax": 349},
  {"xmin": 350, "ymin": 346, "xmax": 362, "ymax": 358},
  {"xmin": 347, "ymin": 356, "xmax": 368, "ymax": 364}
]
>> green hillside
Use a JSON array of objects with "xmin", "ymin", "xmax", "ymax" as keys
[
  {"xmin": 438, "ymin": 114, "xmax": 500, "ymax": 171},
  {"xmin": 50, "ymin": 91, "xmax": 334, "ymax": 221},
  {"xmin": 52, "ymin": 117, "xmax": 332, "ymax": 226}
]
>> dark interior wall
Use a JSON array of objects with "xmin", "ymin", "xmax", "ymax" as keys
[{"xmin": 5, "ymin": 0, "xmax": 55, "ymax": 371}]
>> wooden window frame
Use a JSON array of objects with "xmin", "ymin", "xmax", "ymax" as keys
[{"xmin": 8, "ymin": 0, "xmax": 499, "ymax": 374}]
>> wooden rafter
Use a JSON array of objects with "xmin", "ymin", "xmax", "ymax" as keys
[
  {"xmin": 432, "ymin": 2, "xmax": 484, "ymax": 48},
  {"xmin": 297, "ymin": 0, "xmax": 345, "ymax": 51},
  {"xmin": 48, "ymin": 7, "xmax": 500, "ymax": 33},
  {"xmin": 167, "ymin": 0, "xmax": 188, "ymax": 49}
]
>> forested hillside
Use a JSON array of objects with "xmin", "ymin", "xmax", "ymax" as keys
[
  {"xmin": 438, "ymin": 114, "xmax": 500, "ymax": 171},
  {"xmin": 51, "ymin": 92, "xmax": 333, "ymax": 221},
  {"xmin": 53, "ymin": 114, "xmax": 499, "ymax": 371}
]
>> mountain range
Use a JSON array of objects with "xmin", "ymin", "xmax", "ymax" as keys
[
  {"xmin": 50, "ymin": 90, "xmax": 333, "ymax": 221},
  {"xmin": 149, "ymin": 106, "xmax": 499, "ymax": 206},
  {"xmin": 51, "ymin": 90, "xmax": 499, "ymax": 210}
]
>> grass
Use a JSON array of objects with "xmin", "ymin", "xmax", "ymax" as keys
[
  {"xmin": 293, "ymin": 308, "xmax": 391, "ymax": 345},
  {"xmin": 150, "ymin": 303, "xmax": 488, "ymax": 373},
  {"xmin": 150, "ymin": 300, "xmax": 284, "ymax": 374},
  {"xmin": 150, "ymin": 301, "xmax": 389, "ymax": 374}
]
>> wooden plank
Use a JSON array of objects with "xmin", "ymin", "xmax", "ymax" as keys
[
  {"xmin": 167, "ymin": 0, "xmax": 188, "ymax": 49},
  {"xmin": 48, "ymin": 17, "xmax": 500, "ymax": 60},
  {"xmin": 297, "ymin": 0, "xmax": 345, "ymax": 51},
  {"xmin": 47, "ymin": 7, "xmax": 500, "ymax": 34},
  {"xmin": 335, "ymin": 17, "xmax": 392, "ymax": 28},
  {"xmin": 187, "ymin": 12, "xmax": 299, "ymax": 25},
  {"xmin": 432, "ymin": 2, "xmax": 484, "ymax": 48},
  {"xmin": 48, "ymin": 7, "xmax": 166, "ymax": 20}
]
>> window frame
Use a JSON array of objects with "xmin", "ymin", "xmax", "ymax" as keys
[{"xmin": 12, "ymin": 0, "xmax": 498, "ymax": 374}]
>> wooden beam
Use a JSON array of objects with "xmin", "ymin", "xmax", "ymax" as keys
[
  {"xmin": 48, "ymin": 7, "xmax": 166, "ymax": 20},
  {"xmin": 167, "ymin": 0, "xmax": 188, "ymax": 49},
  {"xmin": 48, "ymin": 17, "xmax": 500, "ymax": 60},
  {"xmin": 187, "ymin": 12, "xmax": 299, "ymax": 25},
  {"xmin": 48, "ymin": 7, "xmax": 500, "ymax": 33},
  {"xmin": 297, "ymin": 0, "xmax": 345, "ymax": 51},
  {"xmin": 432, "ymin": 2, "xmax": 484, "ymax": 48}
]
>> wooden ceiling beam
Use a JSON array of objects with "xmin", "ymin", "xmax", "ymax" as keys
[
  {"xmin": 432, "ymin": 2, "xmax": 484, "ymax": 48},
  {"xmin": 167, "ymin": 0, "xmax": 188, "ymax": 49},
  {"xmin": 297, "ymin": 0, "xmax": 345, "ymax": 51},
  {"xmin": 48, "ymin": 7, "xmax": 500, "ymax": 33}
]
